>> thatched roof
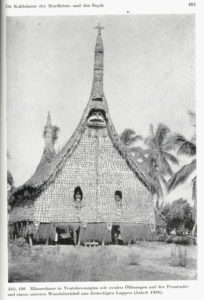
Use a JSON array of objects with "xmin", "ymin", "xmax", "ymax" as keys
[
  {"xmin": 10, "ymin": 96, "xmax": 157, "ymax": 203},
  {"xmin": 10, "ymin": 25, "xmax": 157, "ymax": 203}
]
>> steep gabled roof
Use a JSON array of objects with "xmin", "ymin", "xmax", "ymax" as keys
[
  {"xmin": 11, "ymin": 97, "xmax": 157, "ymax": 201},
  {"xmin": 10, "ymin": 24, "xmax": 157, "ymax": 203}
]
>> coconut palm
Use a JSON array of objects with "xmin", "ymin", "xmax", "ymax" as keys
[
  {"xmin": 168, "ymin": 111, "xmax": 196, "ymax": 235},
  {"xmin": 168, "ymin": 159, "xmax": 196, "ymax": 191},
  {"xmin": 167, "ymin": 134, "xmax": 196, "ymax": 157},
  {"xmin": 144, "ymin": 123, "xmax": 179, "ymax": 209},
  {"xmin": 120, "ymin": 129, "xmax": 142, "ymax": 146},
  {"xmin": 120, "ymin": 129, "xmax": 145, "ymax": 161},
  {"xmin": 192, "ymin": 176, "xmax": 197, "ymax": 235},
  {"xmin": 168, "ymin": 157, "xmax": 196, "ymax": 236}
]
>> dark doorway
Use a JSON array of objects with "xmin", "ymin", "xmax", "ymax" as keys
[
  {"xmin": 56, "ymin": 227, "xmax": 74, "ymax": 245},
  {"xmin": 111, "ymin": 225, "xmax": 123, "ymax": 245}
]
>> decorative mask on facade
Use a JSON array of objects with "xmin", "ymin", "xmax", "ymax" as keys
[{"xmin": 87, "ymin": 109, "xmax": 106, "ymax": 128}]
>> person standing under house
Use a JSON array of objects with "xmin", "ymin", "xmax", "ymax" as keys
[
  {"xmin": 115, "ymin": 190, "xmax": 123, "ymax": 211},
  {"xmin": 113, "ymin": 191, "xmax": 123, "ymax": 245},
  {"xmin": 74, "ymin": 186, "xmax": 83, "ymax": 209}
]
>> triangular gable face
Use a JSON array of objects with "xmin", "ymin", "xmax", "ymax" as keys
[
  {"xmin": 9, "ymin": 24, "xmax": 156, "ymax": 230},
  {"xmin": 28, "ymin": 125, "xmax": 155, "ymax": 226}
]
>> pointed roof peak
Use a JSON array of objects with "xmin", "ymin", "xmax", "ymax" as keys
[
  {"xmin": 94, "ymin": 22, "xmax": 104, "ymax": 35},
  {"xmin": 46, "ymin": 111, "xmax": 52, "ymax": 128},
  {"xmin": 91, "ymin": 23, "xmax": 105, "ymax": 102}
]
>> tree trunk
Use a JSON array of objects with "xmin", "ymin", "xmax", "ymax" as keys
[
  {"xmin": 191, "ymin": 221, "xmax": 197, "ymax": 237},
  {"xmin": 192, "ymin": 198, "xmax": 197, "ymax": 237}
]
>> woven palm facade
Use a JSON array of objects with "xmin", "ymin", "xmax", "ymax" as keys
[{"xmin": 9, "ymin": 24, "xmax": 156, "ymax": 242}]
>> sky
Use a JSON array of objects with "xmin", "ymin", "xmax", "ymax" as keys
[{"xmin": 7, "ymin": 14, "xmax": 195, "ymax": 200}]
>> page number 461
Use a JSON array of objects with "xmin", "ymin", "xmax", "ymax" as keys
[{"xmin": 188, "ymin": 2, "xmax": 196, "ymax": 6}]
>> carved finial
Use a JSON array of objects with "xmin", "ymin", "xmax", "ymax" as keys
[
  {"xmin": 94, "ymin": 22, "xmax": 104, "ymax": 35},
  {"xmin": 43, "ymin": 111, "xmax": 55, "ymax": 158},
  {"xmin": 46, "ymin": 111, "xmax": 52, "ymax": 127}
]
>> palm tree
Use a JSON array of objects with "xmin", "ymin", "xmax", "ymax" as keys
[
  {"xmin": 192, "ymin": 176, "xmax": 197, "ymax": 236},
  {"xmin": 168, "ymin": 111, "xmax": 196, "ymax": 235},
  {"xmin": 144, "ymin": 123, "xmax": 179, "ymax": 209},
  {"xmin": 120, "ymin": 129, "xmax": 145, "ymax": 161},
  {"xmin": 120, "ymin": 129, "xmax": 142, "ymax": 146},
  {"xmin": 168, "ymin": 159, "xmax": 196, "ymax": 191}
]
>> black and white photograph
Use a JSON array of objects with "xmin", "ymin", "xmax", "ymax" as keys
[{"xmin": 6, "ymin": 14, "xmax": 196, "ymax": 282}]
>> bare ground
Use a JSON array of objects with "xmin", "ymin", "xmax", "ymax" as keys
[{"xmin": 8, "ymin": 242, "xmax": 197, "ymax": 282}]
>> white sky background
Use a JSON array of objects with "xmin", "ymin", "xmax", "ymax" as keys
[{"xmin": 7, "ymin": 15, "xmax": 195, "ymax": 202}]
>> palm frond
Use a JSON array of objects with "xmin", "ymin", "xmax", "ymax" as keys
[
  {"xmin": 120, "ymin": 129, "xmax": 142, "ymax": 146},
  {"xmin": 167, "ymin": 133, "xmax": 186, "ymax": 145},
  {"xmin": 157, "ymin": 173, "xmax": 168, "ymax": 190},
  {"xmin": 144, "ymin": 138, "xmax": 156, "ymax": 150},
  {"xmin": 159, "ymin": 155, "xmax": 173, "ymax": 176},
  {"xmin": 145, "ymin": 124, "xmax": 156, "ymax": 147},
  {"xmin": 155, "ymin": 123, "xmax": 170, "ymax": 146},
  {"xmin": 162, "ymin": 133, "xmax": 185, "ymax": 151},
  {"xmin": 178, "ymin": 141, "xmax": 196, "ymax": 156},
  {"xmin": 163, "ymin": 151, "xmax": 179, "ymax": 165},
  {"xmin": 163, "ymin": 132, "xmax": 196, "ymax": 156},
  {"xmin": 191, "ymin": 134, "xmax": 196, "ymax": 145},
  {"xmin": 192, "ymin": 176, "xmax": 197, "ymax": 201},
  {"xmin": 144, "ymin": 155, "xmax": 158, "ymax": 177},
  {"xmin": 130, "ymin": 146, "xmax": 145, "ymax": 160},
  {"xmin": 168, "ymin": 159, "xmax": 196, "ymax": 191}
]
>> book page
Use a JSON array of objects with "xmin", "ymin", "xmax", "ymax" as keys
[{"xmin": 1, "ymin": 0, "xmax": 204, "ymax": 299}]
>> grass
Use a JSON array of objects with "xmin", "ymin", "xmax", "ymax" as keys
[
  {"xmin": 170, "ymin": 245, "xmax": 187, "ymax": 267},
  {"xmin": 8, "ymin": 242, "xmax": 197, "ymax": 282}
]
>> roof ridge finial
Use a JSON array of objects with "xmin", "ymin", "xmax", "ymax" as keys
[
  {"xmin": 91, "ymin": 23, "xmax": 104, "ymax": 101},
  {"xmin": 43, "ymin": 111, "xmax": 55, "ymax": 158},
  {"xmin": 46, "ymin": 110, "xmax": 52, "ymax": 127},
  {"xmin": 94, "ymin": 22, "xmax": 104, "ymax": 35}
]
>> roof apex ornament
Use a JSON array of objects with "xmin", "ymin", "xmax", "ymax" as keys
[
  {"xmin": 91, "ymin": 22, "xmax": 105, "ymax": 102},
  {"xmin": 43, "ymin": 111, "xmax": 56, "ymax": 159},
  {"xmin": 94, "ymin": 22, "xmax": 104, "ymax": 35},
  {"xmin": 46, "ymin": 111, "xmax": 52, "ymax": 128}
]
